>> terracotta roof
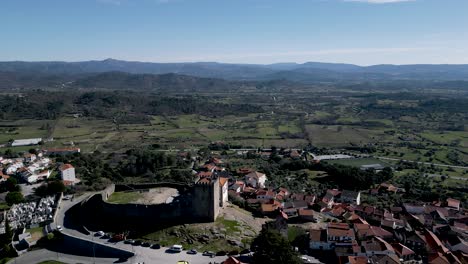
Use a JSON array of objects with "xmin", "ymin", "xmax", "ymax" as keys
[
  {"xmin": 197, "ymin": 178, "xmax": 211, "ymax": 184},
  {"xmin": 298, "ymin": 208, "xmax": 314, "ymax": 216},
  {"xmin": 197, "ymin": 171, "xmax": 213, "ymax": 178},
  {"xmin": 209, "ymin": 157, "xmax": 223, "ymax": 164},
  {"xmin": 348, "ymin": 256, "xmax": 368, "ymax": 264},
  {"xmin": 447, "ymin": 198, "xmax": 461, "ymax": 209},
  {"xmin": 59, "ymin": 164, "xmax": 74, "ymax": 171},
  {"xmin": 392, "ymin": 243, "xmax": 415, "ymax": 256},
  {"xmin": 425, "ymin": 230, "xmax": 449, "ymax": 254},
  {"xmin": 201, "ymin": 164, "xmax": 216, "ymax": 171},
  {"xmin": 327, "ymin": 189, "xmax": 341, "ymax": 197},
  {"xmin": 219, "ymin": 177, "xmax": 228, "ymax": 187},
  {"xmin": 261, "ymin": 203, "xmax": 280, "ymax": 213},
  {"xmin": 328, "ymin": 223, "xmax": 354, "ymax": 238},
  {"xmin": 223, "ymin": 256, "xmax": 246, "ymax": 264},
  {"xmin": 309, "ymin": 228, "xmax": 326, "ymax": 242},
  {"xmin": 428, "ymin": 252, "xmax": 451, "ymax": 264},
  {"xmin": 371, "ymin": 226, "xmax": 393, "ymax": 238}
]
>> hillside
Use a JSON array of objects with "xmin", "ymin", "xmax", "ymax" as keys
[
  {"xmin": 71, "ymin": 71, "xmax": 240, "ymax": 92},
  {"xmin": 2, "ymin": 59, "xmax": 468, "ymax": 83}
]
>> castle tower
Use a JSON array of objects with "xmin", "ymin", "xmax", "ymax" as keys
[{"xmin": 192, "ymin": 176, "xmax": 220, "ymax": 222}]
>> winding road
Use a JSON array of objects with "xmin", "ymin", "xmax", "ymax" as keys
[{"xmin": 13, "ymin": 192, "xmax": 231, "ymax": 264}]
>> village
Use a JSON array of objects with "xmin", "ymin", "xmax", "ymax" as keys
[
  {"xmin": 0, "ymin": 140, "xmax": 466, "ymax": 264},
  {"xmin": 191, "ymin": 149, "xmax": 468, "ymax": 264},
  {"xmin": 0, "ymin": 146, "xmax": 81, "ymax": 255}
]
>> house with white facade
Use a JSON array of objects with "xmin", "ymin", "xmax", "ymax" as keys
[
  {"xmin": 59, "ymin": 164, "xmax": 76, "ymax": 186},
  {"xmin": 245, "ymin": 171, "xmax": 267, "ymax": 188},
  {"xmin": 219, "ymin": 177, "xmax": 229, "ymax": 207}
]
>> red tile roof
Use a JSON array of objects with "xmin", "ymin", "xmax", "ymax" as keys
[
  {"xmin": 447, "ymin": 198, "xmax": 461, "ymax": 209},
  {"xmin": 197, "ymin": 171, "xmax": 213, "ymax": 178},
  {"xmin": 223, "ymin": 256, "xmax": 246, "ymax": 264},
  {"xmin": 219, "ymin": 177, "xmax": 228, "ymax": 187},
  {"xmin": 59, "ymin": 164, "xmax": 74, "ymax": 171},
  {"xmin": 328, "ymin": 223, "xmax": 354, "ymax": 238},
  {"xmin": 392, "ymin": 243, "xmax": 415, "ymax": 256},
  {"xmin": 348, "ymin": 256, "xmax": 368, "ymax": 264}
]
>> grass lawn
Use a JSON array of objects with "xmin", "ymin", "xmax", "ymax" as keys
[
  {"xmin": 326, "ymin": 158, "xmax": 391, "ymax": 167},
  {"xmin": 107, "ymin": 191, "xmax": 143, "ymax": 204},
  {"xmin": 26, "ymin": 226, "xmax": 45, "ymax": 241},
  {"xmin": 0, "ymin": 203, "xmax": 10, "ymax": 210}
]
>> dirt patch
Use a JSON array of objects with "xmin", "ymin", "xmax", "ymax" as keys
[
  {"xmin": 218, "ymin": 203, "xmax": 268, "ymax": 233},
  {"xmin": 136, "ymin": 187, "xmax": 179, "ymax": 205}
]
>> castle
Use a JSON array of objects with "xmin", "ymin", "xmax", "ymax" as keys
[{"xmin": 79, "ymin": 177, "xmax": 221, "ymax": 230}]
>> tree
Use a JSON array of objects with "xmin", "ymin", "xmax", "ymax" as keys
[
  {"xmin": 251, "ymin": 229, "xmax": 302, "ymax": 264},
  {"xmin": 0, "ymin": 178, "xmax": 19, "ymax": 193},
  {"xmin": 5, "ymin": 191, "xmax": 25, "ymax": 205},
  {"xmin": 48, "ymin": 181, "xmax": 66, "ymax": 194}
]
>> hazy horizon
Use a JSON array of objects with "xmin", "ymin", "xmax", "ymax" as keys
[
  {"xmin": 3, "ymin": 57, "xmax": 468, "ymax": 67},
  {"xmin": 2, "ymin": 0, "xmax": 468, "ymax": 65}
]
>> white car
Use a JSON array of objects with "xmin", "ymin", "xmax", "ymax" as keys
[
  {"xmin": 57, "ymin": 225, "xmax": 63, "ymax": 231},
  {"xmin": 95, "ymin": 231, "xmax": 105, "ymax": 236}
]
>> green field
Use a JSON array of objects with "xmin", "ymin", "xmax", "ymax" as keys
[
  {"xmin": 326, "ymin": 158, "xmax": 391, "ymax": 167},
  {"xmin": 107, "ymin": 191, "xmax": 143, "ymax": 204}
]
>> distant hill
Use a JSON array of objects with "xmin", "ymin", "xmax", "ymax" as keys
[
  {"xmin": 71, "ymin": 71, "xmax": 240, "ymax": 92},
  {"xmin": 1, "ymin": 59, "xmax": 468, "ymax": 83}
]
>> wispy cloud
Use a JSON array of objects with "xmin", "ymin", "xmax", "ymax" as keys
[{"xmin": 344, "ymin": 0, "xmax": 416, "ymax": 4}]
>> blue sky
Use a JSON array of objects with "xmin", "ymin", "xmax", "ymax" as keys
[{"xmin": 1, "ymin": 0, "xmax": 467, "ymax": 65}]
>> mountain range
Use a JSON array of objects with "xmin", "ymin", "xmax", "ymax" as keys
[
  {"xmin": 1, "ymin": 59, "xmax": 468, "ymax": 91},
  {"xmin": 2, "ymin": 59, "xmax": 468, "ymax": 83}
]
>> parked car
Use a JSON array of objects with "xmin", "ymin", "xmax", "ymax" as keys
[
  {"xmin": 95, "ymin": 231, "xmax": 105, "ymax": 237},
  {"xmin": 202, "ymin": 251, "xmax": 215, "ymax": 257},
  {"xmin": 133, "ymin": 240, "xmax": 143, "ymax": 246},
  {"xmin": 56, "ymin": 225, "xmax": 63, "ymax": 231},
  {"xmin": 169, "ymin": 245, "xmax": 183, "ymax": 252},
  {"xmin": 124, "ymin": 239, "xmax": 135, "ymax": 244},
  {"xmin": 216, "ymin": 251, "xmax": 227, "ymax": 256},
  {"xmin": 151, "ymin": 243, "xmax": 161, "ymax": 249},
  {"xmin": 187, "ymin": 249, "xmax": 197, "ymax": 254},
  {"xmin": 142, "ymin": 242, "xmax": 151, "ymax": 247},
  {"xmin": 101, "ymin": 233, "xmax": 111, "ymax": 239}
]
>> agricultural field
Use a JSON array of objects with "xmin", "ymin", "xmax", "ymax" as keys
[{"xmin": 0, "ymin": 88, "xmax": 466, "ymax": 169}]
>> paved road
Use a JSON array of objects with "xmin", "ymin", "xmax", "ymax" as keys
[
  {"xmin": 51, "ymin": 193, "xmax": 229, "ymax": 264},
  {"xmin": 9, "ymin": 248, "xmax": 118, "ymax": 264},
  {"xmin": 375, "ymin": 156, "xmax": 468, "ymax": 170}
]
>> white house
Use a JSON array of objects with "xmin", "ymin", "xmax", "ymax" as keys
[
  {"xmin": 6, "ymin": 161, "xmax": 24, "ymax": 175},
  {"xmin": 60, "ymin": 164, "xmax": 76, "ymax": 185},
  {"xmin": 219, "ymin": 177, "xmax": 229, "ymax": 207},
  {"xmin": 245, "ymin": 171, "xmax": 267, "ymax": 188}
]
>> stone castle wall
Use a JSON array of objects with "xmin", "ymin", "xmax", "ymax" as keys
[{"xmin": 83, "ymin": 180, "xmax": 220, "ymax": 228}]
